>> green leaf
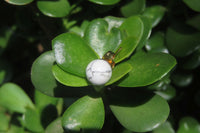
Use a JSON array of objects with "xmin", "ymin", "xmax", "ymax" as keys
[
  {"xmin": 152, "ymin": 121, "xmax": 175, "ymax": 133},
  {"xmin": 155, "ymin": 85, "xmax": 176, "ymax": 101},
  {"xmin": 183, "ymin": 0, "xmax": 200, "ymax": 12},
  {"xmin": 62, "ymin": 95, "xmax": 104, "ymax": 133},
  {"xmin": 105, "ymin": 62, "xmax": 132, "ymax": 86},
  {"xmin": 120, "ymin": 16, "xmax": 144, "ymax": 41},
  {"xmin": 109, "ymin": 88, "xmax": 169, "ymax": 132},
  {"xmin": 31, "ymin": 51, "xmax": 95, "ymax": 97},
  {"xmin": 37, "ymin": 0, "xmax": 71, "ymax": 18},
  {"xmin": 0, "ymin": 59, "xmax": 12, "ymax": 85},
  {"xmin": 84, "ymin": 19, "xmax": 122, "ymax": 58},
  {"xmin": 182, "ymin": 48, "xmax": 200, "ymax": 69},
  {"xmin": 0, "ymin": 111, "xmax": 11, "ymax": 131},
  {"xmin": 171, "ymin": 72, "xmax": 193, "ymax": 87},
  {"xmin": 6, "ymin": 124, "xmax": 24, "ymax": 133},
  {"xmin": 0, "ymin": 27, "xmax": 15, "ymax": 55},
  {"xmin": 23, "ymin": 108, "xmax": 44, "ymax": 132},
  {"xmin": 52, "ymin": 64, "xmax": 89, "ymax": 87},
  {"xmin": 5, "ymin": 0, "xmax": 33, "ymax": 5},
  {"xmin": 52, "ymin": 33, "xmax": 98, "ymax": 77},
  {"xmin": 143, "ymin": 5, "xmax": 166, "ymax": 27},
  {"xmin": 104, "ymin": 16, "xmax": 125, "ymax": 29},
  {"xmin": 88, "ymin": 0, "xmax": 120, "ymax": 5},
  {"xmin": 115, "ymin": 37, "xmax": 138, "ymax": 63},
  {"xmin": 0, "ymin": 83, "xmax": 35, "ymax": 113},
  {"xmin": 120, "ymin": 0, "xmax": 146, "ymax": 17},
  {"xmin": 118, "ymin": 52, "xmax": 176, "ymax": 87},
  {"xmin": 136, "ymin": 16, "xmax": 152, "ymax": 50},
  {"xmin": 186, "ymin": 14, "xmax": 200, "ymax": 31},
  {"xmin": 166, "ymin": 27, "xmax": 200, "ymax": 57},
  {"xmin": 145, "ymin": 32, "xmax": 169, "ymax": 53},
  {"xmin": 45, "ymin": 118, "xmax": 64, "ymax": 133},
  {"xmin": 177, "ymin": 117, "xmax": 200, "ymax": 133}
]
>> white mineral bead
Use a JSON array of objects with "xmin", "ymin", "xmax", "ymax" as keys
[{"xmin": 86, "ymin": 59, "xmax": 112, "ymax": 85}]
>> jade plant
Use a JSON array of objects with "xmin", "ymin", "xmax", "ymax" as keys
[{"xmin": 0, "ymin": 0, "xmax": 200, "ymax": 133}]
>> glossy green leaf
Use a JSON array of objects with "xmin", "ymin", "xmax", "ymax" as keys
[
  {"xmin": 0, "ymin": 111, "xmax": 10, "ymax": 131},
  {"xmin": 45, "ymin": 118, "xmax": 64, "ymax": 133},
  {"xmin": 31, "ymin": 51, "xmax": 95, "ymax": 97},
  {"xmin": 62, "ymin": 95, "xmax": 104, "ymax": 133},
  {"xmin": 0, "ymin": 27, "xmax": 15, "ymax": 55},
  {"xmin": 109, "ymin": 88, "xmax": 169, "ymax": 132},
  {"xmin": 145, "ymin": 32, "xmax": 169, "ymax": 53},
  {"xmin": 136, "ymin": 16, "xmax": 152, "ymax": 50},
  {"xmin": 166, "ymin": 28, "xmax": 200, "ymax": 57},
  {"xmin": 104, "ymin": 16, "xmax": 125, "ymax": 29},
  {"xmin": 88, "ymin": 0, "xmax": 120, "ymax": 5},
  {"xmin": 23, "ymin": 108, "xmax": 44, "ymax": 132},
  {"xmin": 118, "ymin": 53, "xmax": 176, "ymax": 87},
  {"xmin": 177, "ymin": 117, "xmax": 200, "ymax": 133},
  {"xmin": 115, "ymin": 37, "xmax": 138, "ymax": 63},
  {"xmin": 120, "ymin": 0, "xmax": 146, "ymax": 17},
  {"xmin": 34, "ymin": 90, "xmax": 59, "ymax": 128},
  {"xmin": 143, "ymin": 5, "xmax": 166, "ymax": 27},
  {"xmin": 0, "ymin": 83, "xmax": 35, "ymax": 113},
  {"xmin": 119, "ymin": 15, "xmax": 144, "ymax": 43},
  {"xmin": 6, "ymin": 124, "xmax": 24, "ymax": 133},
  {"xmin": 187, "ymin": 14, "xmax": 200, "ymax": 31},
  {"xmin": 34, "ymin": 90, "xmax": 59, "ymax": 112},
  {"xmin": 152, "ymin": 121, "xmax": 175, "ymax": 133},
  {"xmin": 105, "ymin": 62, "xmax": 132, "ymax": 86},
  {"xmin": 155, "ymin": 85, "xmax": 176, "ymax": 101},
  {"xmin": 182, "ymin": 48, "xmax": 200, "ymax": 69},
  {"xmin": 0, "ymin": 59, "xmax": 12, "ymax": 85},
  {"xmin": 5, "ymin": 0, "xmax": 33, "ymax": 5},
  {"xmin": 37, "ymin": 0, "xmax": 70, "ymax": 18},
  {"xmin": 52, "ymin": 33, "xmax": 98, "ymax": 77},
  {"xmin": 52, "ymin": 64, "xmax": 89, "ymax": 87},
  {"xmin": 84, "ymin": 19, "xmax": 122, "ymax": 58},
  {"xmin": 171, "ymin": 72, "xmax": 193, "ymax": 87},
  {"xmin": 183, "ymin": 0, "xmax": 200, "ymax": 12}
]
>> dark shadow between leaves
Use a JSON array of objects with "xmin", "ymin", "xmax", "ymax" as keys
[
  {"xmin": 63, "ymin": 128, "xmax": 101, "ymax": 133},
  {"xmin": 106, "ymin": 87, "xmax": 154, "ymax": 107},
  {"xmin": 41, "ymin": 104, "xmax": 58, "ymax": 128}
]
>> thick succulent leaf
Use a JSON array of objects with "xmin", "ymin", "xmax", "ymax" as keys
[
  {"xmin": 152, "ymin": 121, "xmax": 175, "ymax": 133},
  {"xmin": 171, "ymin": 72, "xmax": 193, "ymax": 87},
  {"xmin": 0, "ymin": 111, "xmax": 10, "ymax": 131},
  {"xmin": 118, "ymin": 52, "xmax": 176, "ymax": 87},
  {"xmin": 31, "ymin": 51, "xmax": 95, "ymax": 97},
  {"xmin": 108, "ymin": 88, "xmax": 169, "ymax": 132},
  {"xmin": 145, "ymin": 32, "xmax": 169, "ymax": 53},
  {"xmin": 166, "ymin": 28, "xmax": 200, "ymax": 57},
  {"xmin": 120, "ymin": 0, "xmax": 146, "ymax": 17},
  {"xmin": 104, "ymin": 16, "xmax": 125, "ymax": 30},
  {"xmin": 37, "ymin": 0, "xmax": 70, "ymax": 18},
  {"xmin": 186, "ymin": 14, "xmax": 200, "ymax": 31},
  {"xmin": 23, "ymin": 108, "xmax": 44, "ymax": 132},
  {"xmin": 0, "ymin": 59, "xmax": 12, "ymax": 85},
  {"xmin": 136, "ymin": 16, "xmax": 152, "ymax": 50},
  {"xmin": 105, "ymin": 62, "xmax": 132, "ymax": 86},
  {"xmin": 88, "ymin": 0, "xmax": 120, "ymax": 5},
  {"xmin": 143, "ymin": 5, "xmax": 166, "ymax": 28},
  {"xmin": 0, "ymin": 27, "xmax": 15, "ymax": 55},
  {"xmin": 182, "ymin": 48, "xmax": 200, "ymax": 69},
  {"xmin": 114, "ymin": 37, "xmax": 138, "ymax": 63},
  {"xmin": 0, "ymin": 83, "xmax": 34, "ymax": 113},
  {"xmin": 45, "ymin": 118, "xmax": 64, "ymax": 133},
  {"xmin": 177, "ymin": 117, "xmax": 200, "ymax": 133},
  {"xmin": 5, "ymin": 0, "xmax": 33, "ymax": 5},
  {"xmin": 84, "ymin": 19, "xmax": 122, "ymax": 58},
  {"xmin": 52, "ymin": 64, "xmax": 89, "ymax": 87},
  {"xmin": 62, "ymin": 95, "xmax": 105, "ymax": 133},
  {"xmin": 155, "ymin": 85, "xmax": 176, "ymax": 101},
  {"xmin": 52, "ymin": 33, "xmax": 98, "ymax": 77},
  {"xmin": 183, "ymin": 0, "xmax": 200, "ymax": 12}
]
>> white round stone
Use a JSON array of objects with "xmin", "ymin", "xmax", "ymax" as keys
[{"xmin": 86, "ymin": 59, "xmax": 112, "ymax": 85}]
